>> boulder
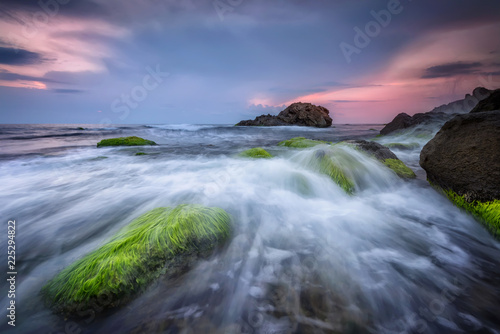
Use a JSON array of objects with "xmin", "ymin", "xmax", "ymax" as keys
[
  {"xmin": 236, "ymin": 102, "xmax": 332, "ymax": 128},
  {"xmin": 238, "ymin": 147, "xmax": 273, "ymax": 159},
  {"xmin": 345, "ymin": 140, "xmax": 416, "ymax": 179},
  {"xmin": 420, "ymin": 110, "xmax": 500, "ymax": 236},
  {"xmin": 42, "ymin": 204, "xmax": 232, "ymax": 316},
  {"xmin": 420, "ymin": 111, "xmax": 500, "ymax": 202},
  {"xmin": 277, "ymin": 102, "xmax": 332, "ymax": 128},
  {"xmin": 97, "ymin": 136, "xmax": 156, "ymax": 147}
]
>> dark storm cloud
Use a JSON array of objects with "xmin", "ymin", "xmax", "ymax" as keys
[
  {"xmin": 422, "ymin": 62, "xmax": 483, "ymax": 79},
  {"xmin": 0, "ymin": 0, "xmax": 107, "ymax": 21},
  {"xmin": 0, "ymin": 69, "xmax": 59, "ymax": 83},
  {"xmin": 0, "ymin": 47, "xmax": 45, "ymax": 65}
]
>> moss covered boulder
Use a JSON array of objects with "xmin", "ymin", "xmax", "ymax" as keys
[
  {"xmin": 278, "ymin": 137, "xmax": 329, "ymax": 149},
  {"xmin": 97, "ymin": 136, "xmax": 156, "ymax": 147},
  {"xmin": 344, "ymin": 140, "xmax": 415, "ymax": 179},
  {"xmin": 313, "ymin": 150, "xmax": 355, "ymax": 194},
  {"xmin": 238, "ymin": 147, "xmax": 272, "ymax": 159},
  {"xmin": 383, "ymin": 159, "xmax": 416, "ymax": 179},
  {"xmin": 42, "ymin": 204, "xmax": 231, "ymax": 316}
]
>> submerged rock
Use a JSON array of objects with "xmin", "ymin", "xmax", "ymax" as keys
[
  {"xmin": 238, "ymin": 147, "xmax": 273, "ymax": 159},
  {"xmin": 236, "ymin": 102, "xmax": 332, "ymax": 128},
  {"xmin": 344, "ymin": 140, "xmax": 416, "ymax": 179},
  {"xmin": 420, "ymin": 111, "xmax": 500, "ymax": 236},
  {"xmin": 42, "ymin": 204, "xmax": 232, "ymax": 316},
  {"xmin": 97, "ymin": 136, "xmax": 156, "ymax": 147},
  {"xmin": 278, "ymin": 137, "xmax": 330, "ymax": 148}
]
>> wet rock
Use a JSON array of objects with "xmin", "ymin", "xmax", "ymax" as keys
[{"xmin": 236, "ymin": 103, "xmax": 332, "ymax": 128}]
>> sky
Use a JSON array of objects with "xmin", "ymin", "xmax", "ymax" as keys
[{"xmin": 0, "ymin": 0, "xmax": 499, "ymax": 124}]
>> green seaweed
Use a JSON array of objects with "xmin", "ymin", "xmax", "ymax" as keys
[
  {"xmin": 135, "ymin": 152, "xmax": 147, "ymax": 156},
  {"xmin": 238, "ymin": 147, "xmax": 272, "ymax": 159},
  {"xmin": 42, "ymin": 204, "xmax": 231, "ymax": 314},
  {"xmin": 315, "ymin": 153, "xmax": 355, "ymax": 194},
  {"xmin": 443, "ymin": 190, "xmax": 500, "ymax": 238},
  {"xmin": 383, "ymin": 159, "xmax": 416, "ymax": 179},
  {"xmin": 278, "ymin": 137, "xmax": 329, "ymax": 148},
  {"xmin": 97, "ymin": 136, "xmax": 157, "ymax": 147}
]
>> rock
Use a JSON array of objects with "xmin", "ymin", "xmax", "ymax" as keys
[
  {"xmin": 236, "ymin": 114, "xmax": 288, "ymax": 126},
  {"xmin": 42, "ymin": 204, "xmax": 232, "ymax": 316},
  {"xmin": 380, "ymin": 87, "xmax": 493, "ymax": 135},
  {"xmin": 238, "ymin": 147, "xmax": 272, "ymax": 159},
  {"xmin": 420, "ymin": 111, "xmax": 500, "ymax": 202},
  {"xmin": 470, "ymin": 89, "xmax": 500, "ymax": 113},
  {"xmin": 236, "ymin": 102, "xmax": 332, "ymax": 128},
  {"xmin": 277, "ymin": 102, "xmax": 332, "ymax": 128},
  {"xmin": 97, "ymin": 136, "xmax": 156, "ymax": 147},
  {"xmin": 278, "ymin": 137, "xmax": 330, "ymax": 148},
  {"xmin": 344, "ymin": 140, "xmax": 416, "ymax": 178},
  {"xmin": 380, "ymin": 113, "xmax": 413, "ymax": 135},
  {"xmin": 419, "ymin": 111, "xmax": 500, "ymax": 236}
]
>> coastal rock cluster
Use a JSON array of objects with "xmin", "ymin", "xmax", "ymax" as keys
[
  {"xmin": 236, "ymin": 102, "xmax": 332, "ymax": 128},
  {"xmin": 380, "ymin": 87, "xmax": 492, "ymax": 135}
]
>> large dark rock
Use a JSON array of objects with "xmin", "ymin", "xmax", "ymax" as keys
[
  {"xmin": 380, "ymin": 87, "xmax": 492, "ymax": 135},
  {"xmin": 420, "ymin": 111, "xmax": 500, "ymax": 202},
  {"xmin": 236, "ymin": 102, "xmax": 332, "ymax": 128},
  {"xmin": 470, "ymin": 89, "xmax": 500, "ymax": 113}
]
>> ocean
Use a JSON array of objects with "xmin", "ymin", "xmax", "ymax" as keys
[{"xmin": 1, "ymin": 123, "xmax": 499, "ymax": 333}]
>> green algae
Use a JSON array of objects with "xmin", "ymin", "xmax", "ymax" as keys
[
  {"xmin": 318, "ymin": 155, "xmax": 355, "ymax": 194},
  {"xmin": 278, "ymin": 137, "xmax": 330, "ymax": 148},
  {"xmin": 443, "ymin": 190, "xmax": 500, "ymax": 239},
  {"xmin": 135, "ymin": 152, "xmax": 147, "ymax": 156},
  {"xmin": 383, "ymin": 159, "xmax": 416, "ymax": 179},
  {"xmin": 42, "ymin": 204, "xmax": 231, "ymax": 315},
  {"xmin": 97, "ymin": 136, "xmax": 157, "ymax": 147},
  {"xmin": 238, "ymin": 147, "xmax": 272, "ymax": 159}
]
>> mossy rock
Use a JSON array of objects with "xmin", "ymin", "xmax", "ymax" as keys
[
  {"xmin": 41, "ymin": 204, "xmax": 232, "ymax": 316},
  {"xmin": 97, "ymin": 136, "xmax": 156, "ymax": 147},
  {"xmin": 384, "ymin": 143, "xmax": 419, "ymax": 150},
  {"xmin": 310, "ymin": 150, "xmax": 355, "ymax": 194},
  {"xmin": 383, "ymin": 159, "xmax": 416, "ymax": 179},
  {"xmin": 238, "ymin": 147, "xmax": 272, "ymax": 159},
  {"xmin": 135, "ymin": 152, "xmax": 147, "ymax": 156},
  {"xmin": 442, "ymin": 189, "xmax": 500, "ymax": 239},
  {"xmin": 77, "ymin": 127, "xmax": 85, "ymax": 130},
  {"xmin": 278, "ymin": 137, "xmax": 329, "ymax": 148}
]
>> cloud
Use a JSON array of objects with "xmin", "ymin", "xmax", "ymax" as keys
[
  {"xmin": 52, "ymin": 88, "xmax": 85, "ymax": 94},
  {"xmin": 0, "ymin": 69, "xmax": 58, "ymax": 83},
  {"xmin": 422, "ymin": 62, "xmax": 483, "ymax": 79},
  {"xmin": 0, "ymin": 47, "xmax": 46, "ymax": 65}
]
